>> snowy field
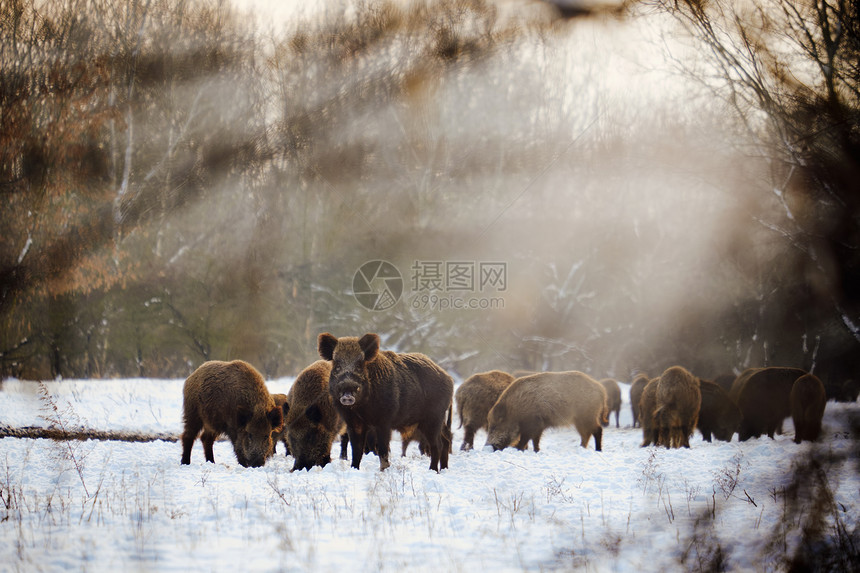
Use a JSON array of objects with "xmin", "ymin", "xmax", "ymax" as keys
[{"xmin": 1, "ymin": 376, "xmax": 858, "ymax": 572}]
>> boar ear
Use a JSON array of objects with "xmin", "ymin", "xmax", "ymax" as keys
[
  {"xmin": 267, "ymin": 405, "xmax": 284, "ymax": 430},
  {"xmin": 318, "ymin": 333, "xmax": 338, "ymax": 361},
  {"xmin": 305, "ymin": 404, "xmax": 323, "ymax": 424},
  {"xmin": 358, "ymin": 333, "xmax": 380, "ymax": 362},
  {"xmin": 237, "ymin": 408, "xmax": 253, "ymax": 428}
]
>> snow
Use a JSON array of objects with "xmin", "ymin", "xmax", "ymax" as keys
[{"xmin": 1, "ymin": 377, "xmax": 857, "ymax": 572}]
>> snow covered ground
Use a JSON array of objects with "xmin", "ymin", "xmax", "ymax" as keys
[{"xmin": 1, "ymin": 376, "xmax": 857, "ymax": 572}]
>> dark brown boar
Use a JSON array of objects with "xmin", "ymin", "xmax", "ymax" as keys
[
  {"xmin": 319, "ymin": 333, "xmax": 454, "ymax": 472},
  {"xmin": 729, "ymin": 367, "xmax": 760, "ymax": 403},
  {"xmin": 285, "ymin": 360, "xmax": 349, "ymax": 471},
  {"xmin": 791, "ymin": 373, "xmax": 827, "ymax": 443},
  {"xmin": 735, "ymin": 367, "xmax": 807, "ymax": 441},
  {"xmin": 712, "ymin": 373, "xmax": 736, "ymax": 395},
  {"xmin": 630, "ymin": 373, "xmax": 649, "ymax": 428},
  {"xmin": 823, "ymin": 377, "xmax": 860, "ymax": 403},
  {"xmin": 639, "ymin": 378, "xmax": 659, "ymax": 446},
  {"xmin": 653, "ymin": 366, "xmax": 701, "ymax": 448},
  {"xmin": 271, "ymin": 393, "xmax": 289, "ymax": 455},
  {"xmin": 696, "ymin": 379, "xmax": 741, "ymax": 442},
  {"xmin": 484, "ymin": 371, "xmax": 607, "ymax": 452},
  {"xmin": 599, "ymin": 378, "xmax": 622, "ymax": 428},
  {"xmin": 455, "ymin": 370, "xmax": 516, "ymax": 450},
  {"xmin": 181, "ymin": 360, "xmax": 284, "ymax": 468}
]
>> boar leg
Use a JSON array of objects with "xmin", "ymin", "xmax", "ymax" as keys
[
  {"xmin": 201, "ymin": 430, "xmax": 217, "ymax": 463},
  {"xmin": 418, "ymin": 419, "xmax": 445, "ymax": 472},
  {"xmin": 530, "ymin": 428, "xmax": 545, "ymax": 452},
  {"xmin": 439, "ymin": 424, "xmax": 451, "ymax": 470},
  {"xmin": 180, "ymin": 417, "xmax": 202, "ymax": 465},
  {"xmin": 515, "ymin": 418, "xmax": 541, "ymax": 451},
  {"xmin": 339, "ymin": 432, "xmax": 349, "ymax": 460},
  {"xmin": 461, "ymin": 424, "xmax": 476, "ymax": 451},
  {"xmin": 591, "ymin": 425, "xmax": 603, "ymax": 451},
  {"xmin": 681, "ymin": 424, "xmax": 693, "ymax": 448},
  {"xmin": 375, "ymin": 425, "xmax": 392, "ymax": 471},
  {"xmin": 348, "ymin": 427, "xmax": 368, "ymax": 470}
]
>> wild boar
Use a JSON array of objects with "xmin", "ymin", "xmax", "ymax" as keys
[
  {"xmin": 319, "ymin": 332, "xmax": 453, "ymax": 472},
  {"xmin": 455, "ymin": 370, "xmax": 515, "ymax": 450},
  {"xmin": 484, "ymin": 371, "xmax": 607, "ymax": 452},
  {"xmin": 696, "ymin": 379, "xmax": 741, "ymax": 442},
  {"xmin": 790, "ymin": 373, "xmax": 827, "ymax": 443},
  {"xmin": 285, "ymin": 360, "xmax": 348, "ymax": 471},
  {"xmin": 653, "ymin": 366, "xmax": 701, "ymax": 448},
  {"xmin": 630, "ymin": 373, "xmax": 649, "ymax": 428},
  {"xmin": 712, "ymin": 373, "xmax": 736, "ymax": 395},
  {"xmin": 734, "ymin": 367, "xmax": 807, "ymax": 441},
  {"xmin": 181, "ymin": 360, "xmax": 284, "ymax": 468},
  {"xmin": 639, "ymin": 378, "xmax": 659, "ymax": 447}
]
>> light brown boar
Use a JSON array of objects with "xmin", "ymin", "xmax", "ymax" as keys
[
  {"xmin": 599, "ymin": 378, "xmax": 622, "ymax": 428},
  {"xmin": 639, "ymin": 378, "xmax": 659, "ymax": 446},
  {"xmin": 653, "ymin": 366, "xmax": 701, "ymax": 448},
  {"xmin": 181, "ymin": 360, "xmax": 284, "ymax": 468},
  {"xmin": 271, "ymin": 393, "xmax": 289, "ymax": 455},
  {"xmin": 630, "ymin": 373, "xmax": 649, "ymax": 428},
  {"xmin": 455, "ymin": 370, "xmax": 516, "ymax": 450},
  {"xmin": 791, "ymin": 373, "xmax": 827, "ymax": 443},
  {"xmin": 484, "ymin": 371, "xmax": 607, "ymax": 452}
]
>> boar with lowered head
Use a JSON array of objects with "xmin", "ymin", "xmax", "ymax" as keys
[
  {"xmin": 181, "ymin": 360, "xmax": 284, "ymax": 468},
  {"xmin": 696, "ymin": 379, "xmax": 741, "ymax": 442},
  {"xmin": 455, "ymin": 370, "xmax": 515, "ymax": 450},
  {"xmin": 319, "ymin": 332, "xmax": 454, "ymax": 472},
  {"xmin": 285, "ymin": 360, "xmax": 348, "ymax": 471},
  {"xmin": 484, "ymin": 371, "xmax": 607, "ymax": 452}
]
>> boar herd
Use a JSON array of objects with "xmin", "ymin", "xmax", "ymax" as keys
[
  {"xmin": 180, "ymin": 333, "xmax": 837, "ymax": 471},
  {"xmin": 636, "ymin": 365, "xmax": 827, "ymax": 449}
]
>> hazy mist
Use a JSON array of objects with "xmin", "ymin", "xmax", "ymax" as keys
[{"xmin": 1, "ymin": 0, "xmax": 855, "ymax": 385}]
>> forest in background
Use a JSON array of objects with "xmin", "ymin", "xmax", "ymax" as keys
[{"xmin": 1, "ymin": 0, "xmax": 857, "ymax": 387}]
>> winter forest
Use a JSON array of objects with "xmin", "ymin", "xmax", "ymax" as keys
[{"xmin": 1, "ymin": 0, "xmax": 859, "ymax": 389}]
